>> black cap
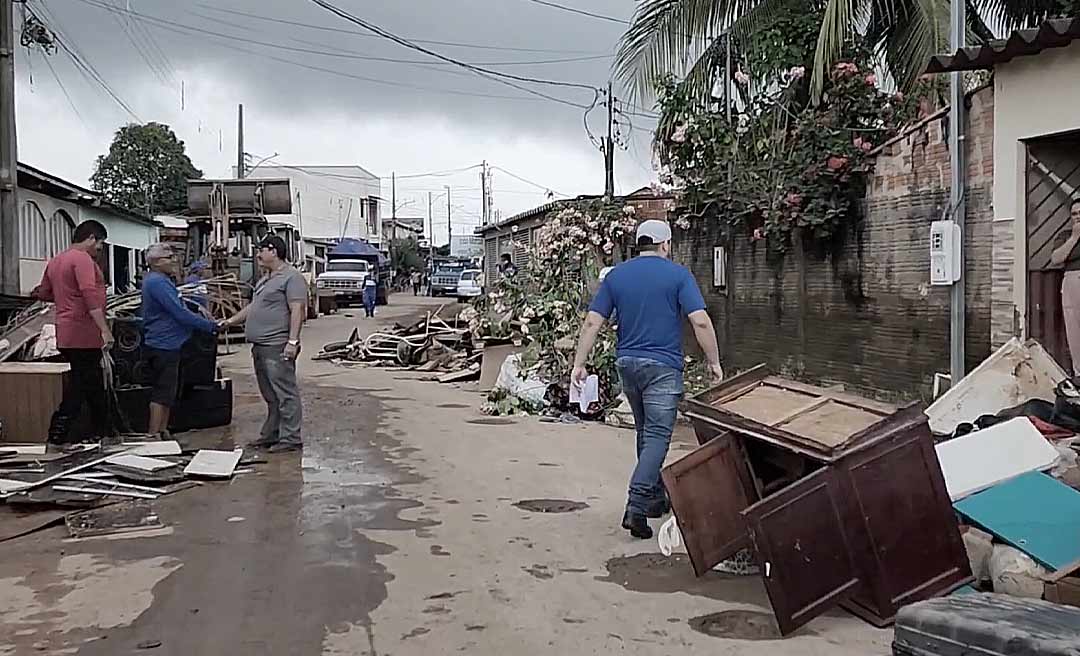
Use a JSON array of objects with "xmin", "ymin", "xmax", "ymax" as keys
[{"xmin": 258, "ymin": 235, "xmax": 287, "ymax": 260}]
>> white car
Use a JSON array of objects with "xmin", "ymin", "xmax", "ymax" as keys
[{"xmin": 456, "ymin": 269, "xmax": 484, "ymax": 302}]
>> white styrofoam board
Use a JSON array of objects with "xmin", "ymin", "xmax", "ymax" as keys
[
  {"xmin": 925, "ymin": 338, "xmax": 1069, "ymax": 435},
  {"xmin": 124, "ymin": 441, "xmax": 182, "ymax": 457},
  {"xmin": 934, "ymin": 417, "xmax": 1061, "ymax": 501},
  {"xmin": 184, "ymin": 449, "xmax": 242, "ymax": 478},
  {"xmin": 105, "ymin": 454, "xmax": 177, "ymax": 472},
  {"xmin": 0, "ymin": 478, "xmax": 31, "ymax": 494},
  {"xmin": 0, "ymin": 445, "xmax": 47, "ymax": 455}
]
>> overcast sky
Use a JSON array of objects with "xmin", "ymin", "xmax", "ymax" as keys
[{"xmin": 14, "ymin": 0, "xmax": 659, "ymax": 244}]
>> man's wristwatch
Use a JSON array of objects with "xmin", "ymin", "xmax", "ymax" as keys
[{"xmin": 287, "ymin": 339, "xmax": 300, "ymax": 347}]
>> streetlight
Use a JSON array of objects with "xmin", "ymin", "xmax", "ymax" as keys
[{"xmin": 243, "ymin": 152, "xmax": 279, "ymax": 176}]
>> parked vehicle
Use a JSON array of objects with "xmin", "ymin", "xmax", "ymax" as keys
[
  {"xmin": 456, "ymin": 269, "xmax": 484, "ymax": 303},
  {"xmin": 430, "ymin": 264, "xmax": 466, "ymax": 297},
  {"xmin": 316, "ymin": 239, "xmax": 391, "ymax": 313}
]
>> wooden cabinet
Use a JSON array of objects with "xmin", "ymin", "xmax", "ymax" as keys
[{"xmin": 664, "ymin": 366, "xmax": 971, "ymax": 635}]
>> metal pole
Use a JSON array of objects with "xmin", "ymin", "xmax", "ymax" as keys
[
  {"xmin": 725, "ymin": 32, "xmax": 732, "ymax": 122},
  {"xmin": 604, "ymin": 81, "xmax": 615, "ymax": 201},
  {"xmin": 390, "ymin": 172, "xmax": 397, "ymax": 273},
  {"xmin": 446, "ymin": 185, "xmax": 451, "ymax": 253},
  {"xmin": 948, "ymin": 0, "xmax": 967, "ymax": 383},
  {"xmin": 0, "ymin": 0, "xmax": 20, "ymax": 295},
  {"xmin": 236, "ymin": 104, "xmax": 245, "ymax": 179}
]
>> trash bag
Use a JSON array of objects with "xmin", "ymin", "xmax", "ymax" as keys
[{"xmin": 989, "ymin": 545, "xmax": 1048, "ymax": 598}]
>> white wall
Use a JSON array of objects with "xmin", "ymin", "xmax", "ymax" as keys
[
  {"xmin": 16, "ymin": 188, "xmax": 82, "ymax": 295},
  {"xmin": 246, "ymin": 166, "xmax": 381, "ymax": 243},
  {"xmin": 997, "ymin": 41, "xmax": 1080, "ymax": 334}
]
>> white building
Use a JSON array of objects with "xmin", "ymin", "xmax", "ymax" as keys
[
  {"xmin": 16, "ymin": 163, "xmax": 159, "ymax": 295},
  {"xmin": 242, "ymin": 165, "xmax": 381, "ymax": 245}
]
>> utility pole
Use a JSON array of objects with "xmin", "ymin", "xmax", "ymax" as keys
[
  {"xmin": 948, "ymin": 0, "xmax": 967, "ymax": 383},
  {"xmin": 236, "ymin": 104, "xmax": 245, "ymax": 179},
  {"xmin": 0, "ymin": 0, "xmax": 20, "ymax": 294},
  {"xmin": 390, "ymin": 171, "xmax": 397, "ymax": 273},
  {"xmin": 603, "ymin": 81, "xmax": 615, "ymax": 201},
  {"xmin": 480, "ymin": 160, "xmax": 488, "ymax": 225},
  {"xmin": 446, "ymin": 185, "xmax": 451, "ymax": 255}
]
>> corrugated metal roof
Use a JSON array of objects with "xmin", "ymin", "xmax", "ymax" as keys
[{"xmin": 926, "ymin": 17, "xmax": 1080, "ymax": 73}]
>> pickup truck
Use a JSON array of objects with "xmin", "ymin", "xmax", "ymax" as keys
[
  {"xmin": 430, "ymin": 266, "xmax": 465, "ymax": 297},
  {"xmin": 315, "ymin": 259, "xmax": 371, "ymax": 309}
]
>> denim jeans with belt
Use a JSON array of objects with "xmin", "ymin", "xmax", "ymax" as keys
[{"xmin": 616, "ymin": 356, "xmax": 683, "ymax": 515}]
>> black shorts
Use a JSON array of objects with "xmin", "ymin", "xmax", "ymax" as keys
[{"xmin": 143, "ymin": 348, "xmax": 181, "ymax": 407}]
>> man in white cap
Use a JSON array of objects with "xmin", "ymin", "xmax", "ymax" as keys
[{"xmin": 571, "ymin": 219, "xmax": 724, "ymax": 539}]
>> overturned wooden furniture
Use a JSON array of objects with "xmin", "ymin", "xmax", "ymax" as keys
[{"xmin": 665, "ymin": 364, "xmax": 971, "ymax": 636}]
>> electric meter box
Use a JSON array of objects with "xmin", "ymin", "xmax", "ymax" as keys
[{"xmin": 930, "ymin": 221, "xmax": 961, "ymax": 285}]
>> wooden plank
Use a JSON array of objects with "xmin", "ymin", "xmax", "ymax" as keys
[
  {"xmin": 955, "ymin": 472, "xmax": 1080, "ymax": 572},
  {"xmin": 764, "ymin": 377, "xmax": 896, "ymax": 416},
  {"xmin": 772, "ymin": 397, "xmax": 832, "ymax": 426},
  {"xmin": 692, "ymin": 363, "xmax": 769, "ymax": 406},
  {"xmin": 720, "ymin": 385, "xmax": 817, "ymax": 426},
  {"xmin": 661, "ymin": 434, "xmax": 756, "ymax": 576},
  {"xmin": 742, "ymin": 467, "xmax": 862, "ymax": 636},
  {"xmin": 781, "ymin": 402, "xmax": 882, "ymax": 448}
]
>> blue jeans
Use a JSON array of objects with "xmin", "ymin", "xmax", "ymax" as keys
[
  {"xmin": 616, "ymin": 356, "xmax": 683, "ymax": 516},
  {"xmin": 362, "ymin": 292, "xmax": 376, "ymax": 317}
]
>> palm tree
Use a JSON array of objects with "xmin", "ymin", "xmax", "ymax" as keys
[{"xmin": 615, "ymin": 0, "xmax": 1072, "ymax": 107}]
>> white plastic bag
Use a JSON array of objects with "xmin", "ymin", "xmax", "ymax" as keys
[
  {"xmin": 989, "ymin": 544, "xmax": 1048, "ymax": 598},
  {"xmin": 493, "ymin": 354, "xmax": 547, "ymax": 405},
  {"xmin": 658, "ymin": 516, "xmax": 683, "ymax": 556},
  {"xmin": 569, "ymin": 374, "xmax": 599, "ymax": 412}
]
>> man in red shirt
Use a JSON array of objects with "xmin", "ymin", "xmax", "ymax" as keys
[{"xmin": 33, "ymin": 220, "xmax": 114, "ymax": 443}]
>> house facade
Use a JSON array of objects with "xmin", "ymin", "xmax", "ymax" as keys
[
  {"xmin": 929, "ymin": 18, "xmax": 1080, "ymax": 372},
  {"xmin": 243, "ymin": 165, "xmax": 381, "ymax": 245},
  {"xmin": 17, "ymin": 163, "xmax": 159, "ymax": 295}
]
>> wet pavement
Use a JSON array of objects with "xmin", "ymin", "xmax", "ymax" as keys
[{"xmin": 0, "ymin": 297, "xmax": 892, "ymax": 655}]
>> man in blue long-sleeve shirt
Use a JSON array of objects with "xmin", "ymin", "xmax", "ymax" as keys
[{"xmin": 141, "ymin": 243, "xmax": 217, "ymax": 436}]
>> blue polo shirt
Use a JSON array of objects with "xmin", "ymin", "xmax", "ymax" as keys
[
  {"xmin": 141, "ymin": 271, "xmax": 217, "ymax": 351},
  {"xmin": 589, "ymin": 256, "xmax": 707, "ymax": 370}
]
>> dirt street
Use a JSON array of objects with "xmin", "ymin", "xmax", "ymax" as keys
[{"xmin": 0, "ymin": 296, "xmax": 888, "ymax": 655}]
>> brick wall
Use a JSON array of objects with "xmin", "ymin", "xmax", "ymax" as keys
[{"xmin": 672, "ymin": 86, "xmax": 996, "ymax": 402}]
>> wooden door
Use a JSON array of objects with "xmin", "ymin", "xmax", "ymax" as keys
[
  {"xmin": 741, "ymin": 467, "xmax": 861, "ymax": 636},
  {"xmin": 662, "ymin": 434, "xmax": 756, "ymax": 576},
  {"xmin": 834, "ymin": 418, "xmax": 972, "ymax": 624}
]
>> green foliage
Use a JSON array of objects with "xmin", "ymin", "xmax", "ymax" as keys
[
  {"xmin": 481, "ymin": 388, "xmax": 545, "ymax": 416},
  {"xmin": 91, "ymin": 122, "xmax": 202, "ymax": 216},
  {"xmin": 464, "ymin": 201, "xmax": 640, "ymax": 411},
  {"xmin": 390, "ymin": 237, "xmax": 424, "ymax": 273},
  {"xmin": 656, "ymin": 56, "xmax": 926, "ymax": 251}
]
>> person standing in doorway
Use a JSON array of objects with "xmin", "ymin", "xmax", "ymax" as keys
[
  {"xmin": 1051, "ymin": 198, "xmax": 1080, "ymax": 375},
  {"xmin": 571, "ymin": 220, "xmax": 724, "ymax": 540},
  {"xmin": 362, "ymin": 274, "xmax": 378, "ymax": 318},
  {"xmin": 140, "ymin": 243, "xmax": 218, "ymax": 437},
  {"xmin": 498, "ymin": 253, "xmax": 518, "ymax": 278},
  {"xmin": 33, "ymin": 220, "xmax": 113, "ymax": 443},
  {"xmin": 221, "ymin": 236, "xmax": 307, "ymax": 453}
]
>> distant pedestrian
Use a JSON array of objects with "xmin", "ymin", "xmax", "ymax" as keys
[
  {"xmin": 571, "ymin": 220, "xmax": 724, "ymax": 540},
  {"xmin": 362, "ymin": 275, "xmax": 378, "ymax": 318},
  {"xmin": 140, "ymin": 243, "xmax": 217, "ymax": 437},
  {"xmin": 411, "ymin": 270, "xmax": 422, "ymax": 296},
  {"xmin": 221, "ymin": 235, "xmax": 307, "ymax": 453},
  {"xmin": 32, "ymin": 220, "xmax": 113, "ymax": 443},
  {"xmin": 498, "ymin": 253, "xmax": 518, "ymax": 278}
]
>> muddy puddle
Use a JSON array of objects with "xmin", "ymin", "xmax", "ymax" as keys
[
  {"xmin": 513, "ymin": 499, "xmax": 588, "ymax": 513},
  {"xmin": 597, "ymin": 552, "xmax": 766, "ymax": 605}
]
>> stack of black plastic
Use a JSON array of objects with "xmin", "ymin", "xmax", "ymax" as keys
[{"xmin": 111, "ymin": 316, "xmax": 232, "ymax": 434}]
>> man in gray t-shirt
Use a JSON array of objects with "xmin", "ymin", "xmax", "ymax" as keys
[{"xmin": 221, "ymin": 235, "xmax": 308, "ymax": 453}]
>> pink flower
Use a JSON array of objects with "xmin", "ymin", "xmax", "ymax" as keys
[
  {"xmin": 669, "ymin": 123, "xmax": 688, "ymax": 144},
  {"xmin": 734, "ymin": 70, "xmax": 750, "ymax": 85},
  {"xmin": 787, "ymin": 66, "xmax": 806, "ymax": 80},
  {"xmin": 752, "ymin": 228, "xmax": 765, "ymax": 241},
  {"xmin": 785, "ymin": 192, "xmax": 803, "ymax": 207},
  {"xmin": 893, "ymin": 91, "xmax": 905, "ymax": 102},
  {"xmin": 864, "ymin": 73, "xmax": 877, "ymax": 86},
  {"xmin": 827, "ymin": 155, "xmax": 849, "ymax": 171},
  {"xmin": 860, "ymin": 140, "xmax": 873, "ymax": 152}
]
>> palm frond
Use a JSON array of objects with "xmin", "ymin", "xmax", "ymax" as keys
[
  {"xmin": 809, "ymin": 0, "xmax": 865, "ymax": 99},
  {"xmin": 877, "ymin": 0, "xmax": 950, "ymax": 90}
]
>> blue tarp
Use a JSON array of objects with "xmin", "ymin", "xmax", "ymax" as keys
[{"xmin": 330, "ymin": 238, "xmax": 389, "ymax": 266}]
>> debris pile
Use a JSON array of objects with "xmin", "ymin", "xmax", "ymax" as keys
[
  {"xmin": 659, "ymin": 339, "xmax": 1080, "ymax": 638},
  {"xmin": 315, "ymin": 306, "xmax": 484, "ymax": 382},
  {"xmin": 0, "ymin": 439, "xmax": 253, "ymax": 542}
]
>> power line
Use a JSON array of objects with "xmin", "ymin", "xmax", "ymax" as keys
[
  {"xmin": 519, "ymin": 0, "xmax": 629, "ymax": 25},
  {"xmin": 195, "ymin": 3, "xmax": 609, "ymax": 55},
  {"xmin": 37, "ymin": 48, "xmax": 88, "ymax": 129},
  {"xmin": 74, "ymin": 0, "xmax": 593, "ymax": 108},
  {"xmin": 490, "ymin": 166, "xmax": 568, "ymax": 198},
  {"xmin": 306, "ymin": 0, "xmax": 598, "ymax": 110}
]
